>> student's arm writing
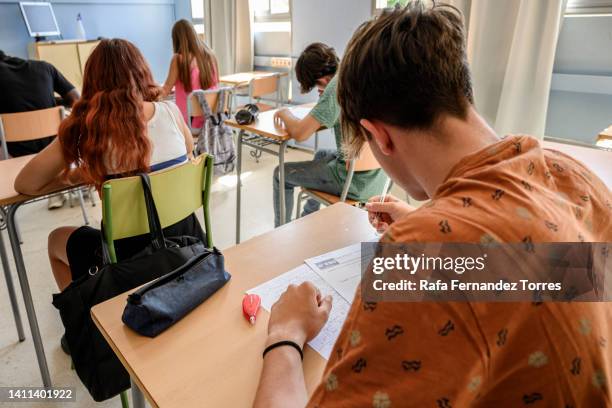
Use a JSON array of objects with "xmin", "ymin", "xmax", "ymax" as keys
[
  {"xmin": 161, "ymin": 54, "xmax": 179, "ymax": 97},
  {"xmin": 14, "ymin": 138, "xmax": 77, "ymax": 195},
  {"xmin": 253, "ymin": 282, "xmax": 332, "ymax": 408},
  {"xmin": 274, "ymin": 110, "xmax": 322, "ymax": 142}
]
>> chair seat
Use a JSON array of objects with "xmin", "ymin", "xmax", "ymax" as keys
[
  {"xmin": 300, "ymin": 187, "xmax": 359, "ymax": 206},
  {"xmin": 236, "ymin": 102, "xmax": 275, "ymax": 113}
]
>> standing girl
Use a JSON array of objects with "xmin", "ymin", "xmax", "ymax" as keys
[{"xmin": 162, "ymin": 19, "xmax": 219, "ymax": 129}]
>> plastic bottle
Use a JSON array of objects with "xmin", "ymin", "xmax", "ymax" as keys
[{"xmin": 76, "ymin": 13, "xmax": 86, "ymax": 40}]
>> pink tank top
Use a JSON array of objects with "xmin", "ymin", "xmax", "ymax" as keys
[{"xmin": 174, "ymin": 58, "xmax": 218, "ymax": 129}]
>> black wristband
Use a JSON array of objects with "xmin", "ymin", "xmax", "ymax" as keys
[{"xmin": 263, "ymin": 340, "xmax": 304, "ymax": 360}]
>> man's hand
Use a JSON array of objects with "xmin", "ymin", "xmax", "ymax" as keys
[
  {"xmin": 274, "ymin": 108, "xmax": 291, "ymax": 128},
  {"xmin": 365, "ymin": 194, "xmax": 415, "ymax": 233},
  {"xmin": 267, "ymin": 282, "xmax": 332, "ymax": 348}
]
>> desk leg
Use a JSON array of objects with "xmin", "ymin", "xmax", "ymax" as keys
[
  {"xmin": 6, "ymin": 204, "xmax": 51, "ymax": 387},
  {"xmin": 235, "ymin": 130, "xmax": 244, "ymax": 244},
  {"xmin": 0, "ymin": 208, "xmax": 25, "ymax": 342},
  {"xmin": 279, "ymin": 141, "xmax": 288, "ymax": 225},
  {"xmin": 131, "ymin": 379, "xmax": 146, "ymax": 408}
]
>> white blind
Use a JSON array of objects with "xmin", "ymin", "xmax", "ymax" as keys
[{"xmin": 566, "ymin": 0, "xmax": 612, "ymax": 14}]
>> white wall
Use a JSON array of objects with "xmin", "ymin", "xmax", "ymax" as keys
[{"xmin": 290, "ymin": 0, "xmax": 372, "ymax": 149}]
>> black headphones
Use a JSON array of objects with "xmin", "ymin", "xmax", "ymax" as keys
[{"xmin": 235, "ymin": 104, "xmax": 260, "ymax": 125}]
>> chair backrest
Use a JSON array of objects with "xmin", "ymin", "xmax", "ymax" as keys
[
  {"xmin": 352, "ymin": 142, "xmax": 381, "ymax": 172},
  {"xmin": 187, "ymin": 88, "xmax": 233, "ymax": 133},
  {"xmin": 339, "ymin": 143, "xmax": 382, "ymax": 202},
  {"xmin": 189, "ymin": 92, "xmax": 218, "ymax": 118},
  {"xmin": 101, "ymin": 155, "xmax": 214, "ymax": 262},
  {"xmin": 0, "ymin": 106, "xmax": 65, "ymax": 158},
  {"xmin": 249, "ymin": 74, "xmax": 280, "ymax": 99}
]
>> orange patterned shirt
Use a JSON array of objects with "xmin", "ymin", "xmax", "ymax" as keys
[{"xmin": 307, "ymin": 135, "xmax": 611, "ymax": 407}]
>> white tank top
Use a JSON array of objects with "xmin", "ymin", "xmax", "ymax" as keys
[
  {"xmin": 147, "ymin": 101, "xmax": 188, "ymax": 166},
  {"xmin": 104, "ymin": 101, "xmax": 187, "ymax": 174}
]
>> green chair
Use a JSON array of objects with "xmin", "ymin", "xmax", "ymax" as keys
[{"xmin": 100, "ymin": 154, "xmax": 214, "ymax": 407}]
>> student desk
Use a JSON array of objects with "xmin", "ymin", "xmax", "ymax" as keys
[
  {"xmin": 91, "ymin": 203, "xmax": 372, "ymax": 408},
  {"xmin": 219, "ymin": 71, "xmax": 288, "ymax": 88},
  {"xmin": 0, "ymin": 154, "xmax": 80, "ymax": 387},
  {"xmin": 226, "ymin": 103, "xmax": 315, "ymax": 244}
]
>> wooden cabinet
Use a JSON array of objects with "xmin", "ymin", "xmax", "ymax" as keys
[{"xmin": 28, "ymin": 40, "xmax": 100, "ymax": 91}]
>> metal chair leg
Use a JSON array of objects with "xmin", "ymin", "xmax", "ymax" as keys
[
  {"xmin": 88, "ymin": 186, "xmax": 96, "ymax": 207},
  {"xmin": 0, "ymin": 223, "xmax": 26, "ymax": 342},
  {"xmin": 14, "ymin": 219, "xmax": 23, "ymax": 245},
  {"xmin": 120, "ymin": 390, "xmax": 130, "ymax": 408},
  {"xmin": 76, "ymin": 189, "xmax": 89, "ymax": 226},
  {"xmin": 295, "ymin": 191, "xmax": 305, "ymax": 220}
]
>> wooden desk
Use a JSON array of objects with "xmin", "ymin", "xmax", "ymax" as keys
[
  {"xmin": 219, "ymin": 71, "xmax": 288, "ymax": 87},
  {"xmin": 92, "ymin": 203, "xmax": 372, "ymax": 408},
  {"xmin": 0, "ymin": 155, "xmax": 87, "ymax": 387},
  {"xmin": 543, "ymin": 140, "xmax": 612, "ymax": 189},
  {"xmin": 0, "ymin": 155, "xmax": 34, "ymax": 206},
  {"xmin": 226, "ymin": 104, "xmax": 315, "ymax": 243}
]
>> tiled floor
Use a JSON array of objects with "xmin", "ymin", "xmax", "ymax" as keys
[{"xmin": 0, "ymin": 145, "xmax": 403, "ymax": 407}]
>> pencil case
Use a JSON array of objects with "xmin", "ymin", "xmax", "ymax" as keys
[{"xmin": 122, "ymin": 247, "xmax": 231, "ymax": 337}]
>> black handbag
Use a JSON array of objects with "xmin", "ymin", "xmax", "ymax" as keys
[
  {"xmin": 122, "ymin": 245, "xmax": 230, "ymax": 337},
  {"xmin": 52, "ymin": 173, "xmax": 207, "ymax": 402}
]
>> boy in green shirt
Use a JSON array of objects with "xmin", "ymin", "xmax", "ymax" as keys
[{"xmin": 273, "ymin": 42, "xmax": 387, "ymax": 226}]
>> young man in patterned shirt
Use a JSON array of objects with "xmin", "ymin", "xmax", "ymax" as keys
[{"xmin": 254, "ymin": 2, "xmax": 611, "ymax": 407}]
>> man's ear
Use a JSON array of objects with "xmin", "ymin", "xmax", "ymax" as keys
[{"xmin": 360, "ymin": 119, "xmax": 393, "ymax": 155}]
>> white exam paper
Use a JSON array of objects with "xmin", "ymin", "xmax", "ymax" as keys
[
  {"xmin": 247, "ymin": 264, "xmax": 351, "ymax": 360},
  {"xmin": 304, "ymin": 241, "xmax": 377, "ymax": 302}
]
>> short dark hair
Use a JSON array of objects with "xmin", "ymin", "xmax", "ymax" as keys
[
  {"xmin": 338, "ymin": 1, "xmax": 473, "ymax": 157},
  {"xmin": 295, "ymin": 42, "xmax": 339, "ymax": 93}
]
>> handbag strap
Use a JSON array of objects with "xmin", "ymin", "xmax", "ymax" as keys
[{"xmin": 139, "ymin": 173, "xmax": 167, "ymax": 251}]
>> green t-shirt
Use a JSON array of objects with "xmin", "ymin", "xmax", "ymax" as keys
[{"xmin": 309, "ymin": 76, "xmax": 388, "ymax": 201}]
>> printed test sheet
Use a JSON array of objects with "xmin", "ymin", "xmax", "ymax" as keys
[
  {"xmin": 247, "ymin": 264, "xmax": 351, "ymax": 360},
  {"xmin": 304, "ymin": 241, "xmax": 377, "ymax": 302}
]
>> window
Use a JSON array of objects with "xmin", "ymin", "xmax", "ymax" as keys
[
  {"xmin": 255, "ymin": 0, "xmax": 290, "ymax": 22},
  {"xmin": 190, "ymin": 0, "xmax": 205, "ymax": 34},
  {"xmin": 565, "ymin": 0, "xmax": 612, "ymax": 15},
  {"xmin": 374, "ymin": 0, "xmax": 410, "ymax": 11}
]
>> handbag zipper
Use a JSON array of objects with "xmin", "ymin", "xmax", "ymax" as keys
[{"xmin": 127, "ymin": 249, "xmax": 219, "ymax": 305}]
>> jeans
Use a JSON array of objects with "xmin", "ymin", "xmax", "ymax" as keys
[{"xmin": 273, "ymin": 149, "xmax": 343, "ymax": 227}]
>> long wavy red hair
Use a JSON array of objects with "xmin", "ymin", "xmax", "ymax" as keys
[{"xmin": 59, "ymin": 38, "xmax": 161, "ymax": 187}]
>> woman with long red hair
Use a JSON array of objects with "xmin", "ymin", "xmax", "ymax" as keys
[
  {"xmin": 162, "ymin": 19, "xmax": 219, "ymax": 129},
  {"xmin": 15, "ymin": 39, "xmax": 203, "ymax": 352}
]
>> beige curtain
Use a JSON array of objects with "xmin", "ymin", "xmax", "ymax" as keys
[
  {"xmin": 205, "ymin": 0, "xmax": 254, "ymax": 75},
  {"xmin": 452, "ymin": 0, "xmax": 567, "ymax": 138}
]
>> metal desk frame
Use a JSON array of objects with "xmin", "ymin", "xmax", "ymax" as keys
[{"xmin": 235, "ymin": 129, "xmax": 289, "ymax": 244}]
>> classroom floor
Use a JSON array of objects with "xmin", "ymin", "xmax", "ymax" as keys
[{"xmin": 0, "ymin": 146, "xmax": 316, "ymax": 407}]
